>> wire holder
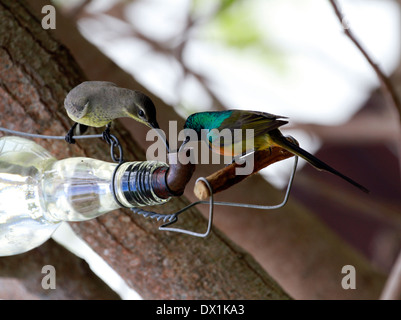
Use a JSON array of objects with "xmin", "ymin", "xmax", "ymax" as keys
[
  {"xmin": 130, "ymin": 156, "xmax": 298, "ymax": 238},
  {"xmin": 0, "ymin": 126, "xmax": 298, "ymax": 238}
]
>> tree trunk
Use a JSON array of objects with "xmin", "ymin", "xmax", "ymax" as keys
[
  {"xmin": 0, "ymin": 0, "xmax": 290, "ymax": 300},
  {"xmin": 0, "ymin": 239, "xmax": 120, "ymax": 299},
  {"xmin": 27, "ymin": 0, "xmax": 389, "ymax": 299}
]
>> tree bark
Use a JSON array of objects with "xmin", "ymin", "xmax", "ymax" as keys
[
  {"xmin": 22, "ymin": 0, "xmax": 390, "ymax": 300},
  {"xmin": 0, "ymin": 0, "xmax": 290, "ymax": 300},
  {"xmin": 0, "ymin": 239, "xmax": 120, "ymax": 300},
  {"xmin": 28, "ymin": 0, "xmax": 390, "ymax": 300},
  {"xmin": 0, "ymin": 0, "xmax": 119, "ymax": 300}
]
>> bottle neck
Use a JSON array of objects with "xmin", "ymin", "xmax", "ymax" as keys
[
  {"xmin": 0, "ymin": 136, "xmax": 173, "ymax": 225},
  {"xmin": 113, "ymin": 161, "xmax": 171, "ymax": 208},
  {"xmin": 42, "ymin": 158, "xmax": 171, "ymax": 222}
]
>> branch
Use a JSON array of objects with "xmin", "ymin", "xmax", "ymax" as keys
[
  {"xmin": 32, "ymin": 0, "xmax": 388, "ymax": 299},
  {"xmin": 0, "ymin": 240, "xmax": 120, "ymax": 300},
  {"xmin": 194, "ymin": 147, "xmax": 294, "ymax": 200},
  {"xmin": 328, "ymin": 0, "xmax": 401, "ymax": 121},
  {"xmin": 380, "ymin": 250, "xmax": 401, "ymax": 299},
  {"xmin": 329, "ymin": 0, "xmax": 401, "ymax": 300},
  {"xmin": 2, "ymin": 0, "xmax": 291, "ymax": 300}
]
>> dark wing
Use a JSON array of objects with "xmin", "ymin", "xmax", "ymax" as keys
[
  {"xmin": 64, "ymin": 98, "xmax": 90, "ymax": 120},
  {"xmin": 64, "ymin": 81, "xmax": 118, "ymax": 119},
  {"xmin": 218, "ymin": 110, "xmax": 288, "ymax": 144}
]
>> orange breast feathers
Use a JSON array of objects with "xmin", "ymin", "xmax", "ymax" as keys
[{"xmin": 205, "ymin": 130, "xmax": 277, "ymax": 157}]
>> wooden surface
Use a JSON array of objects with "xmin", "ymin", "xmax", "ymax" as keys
[
  {"xmin": 0, "ymin": 0, "xmax": 388, "ymax": 300},
  {"xmin": 0, "ymin": 0, "xmax": 291, "ymax": 300},
  {"xmin": 3, "ymin": 0, "xmax": 387, "ymax": 300},
  {"xmin": 194, "ymin": 147, "xmax": 294, "ymax": 200}
]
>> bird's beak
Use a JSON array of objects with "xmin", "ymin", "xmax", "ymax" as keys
[
  {"xmin": 179, "ymin": 136, "xmax": 191, "ymax": 152},
  {"xmin": 148, "ymin": 120, "xmax": 170, "ymax": 153},
  {"xmin": 149, "ymin": 120, "xmax": 160, "ymax": 129}
]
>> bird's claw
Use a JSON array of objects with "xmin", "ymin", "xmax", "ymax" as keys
[
  {"xmin": 226, "ymin": 156, "xmax": 245, "ymax": 167},
  {"xmin": 226, "ymin": 151, "xmax": 254, "ymax": 167},
  {"xmin": 65, "ymin": 127, "xmax": 76, "ymax": 144},
  {"xmin": 102, "ymin": 125, "xmax": 112, "ymax": 145}
]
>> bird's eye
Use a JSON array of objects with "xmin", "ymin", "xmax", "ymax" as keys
[{"xmin": 138, "ymin": 110, "xmax": 145, "ymax": 118}]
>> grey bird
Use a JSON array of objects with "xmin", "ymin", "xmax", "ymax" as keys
[{"xmin": 64, "ymin": 81, "xmax": 160, "ymax": 144}]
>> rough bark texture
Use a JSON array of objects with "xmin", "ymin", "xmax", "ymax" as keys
[
  {"xmin": 0, "ymin": 0, "xmax": 391, "ymax": 300},
  {"xmin": 0, "ymin": 0, "xmax": 119, "ymax": 300},
  {"xmin": 31, "ymin": 2, "xmax": 389, "ymax": 300},
  {"xmin": 0, "ymin": 240, "xmax": 120, "ymax": 300},
  {"xmin": 0, "ymin": 0, "xmax": 291, "ymax": 300}
]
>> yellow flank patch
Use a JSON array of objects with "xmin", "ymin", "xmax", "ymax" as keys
[
  {"xmin": 67, "ymin": 111, "xmax": 110, "ymax": 127},
  {"xmin": 208, "ymin": 133, "xmax": 278, "ymax": 157}
]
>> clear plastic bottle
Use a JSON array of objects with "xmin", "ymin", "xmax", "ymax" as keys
[{"xmin": 0, "ymin": 136, "xmax": 170, "ymax": 256}]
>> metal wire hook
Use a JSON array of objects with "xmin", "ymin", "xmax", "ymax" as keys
[
  {"xmin": 211, "ymin": 154, "xmax": 298, "ymax": 210},
  {"xmin": 159, "ymin": 177, "xmax": 215, "ymax": 237},
  {"xmin": 134, "ymin": 155, "xmax": 298, "ymax": 238},
  {"xmin": 108, "ymin": 134, "xmax": 124, "ymax": 163}
]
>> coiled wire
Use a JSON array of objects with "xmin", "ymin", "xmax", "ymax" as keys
[{"xmin": 0, "ymin": 126, "xmax": 297, "ymax": 238}]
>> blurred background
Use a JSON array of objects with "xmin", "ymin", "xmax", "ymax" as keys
[{"xmin": 37, "ymin": 0, "xmax": 401, "ymax": 298}]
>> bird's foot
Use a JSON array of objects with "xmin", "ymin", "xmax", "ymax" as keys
[
  {"xmin": 226, "ymin": 151, "xmax": 254, "ymax": 167},
  {"xmin": 77, "ymin": 124, "xmax": 89, "ymax": 136},
  {"xmin": 65, "ymin": 124, "xmax": 77, "ymax": 144},
  {"xmin": 102, "ymin": 124, "xmax": 112, "ymax": 145},
  {"xmin": 225, "ymin": 156, "xmax": 244, "ymax": 167}
]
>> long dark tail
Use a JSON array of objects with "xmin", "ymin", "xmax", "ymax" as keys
[{"xmin": 269, "ymin": 130, "xmax": 369, "ymax": 193}]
